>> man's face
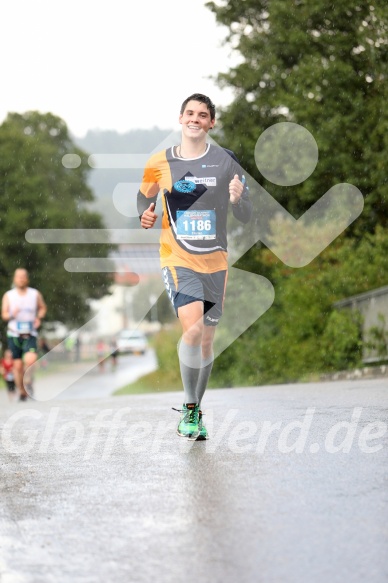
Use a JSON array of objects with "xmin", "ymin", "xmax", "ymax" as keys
[
  {"xmin": 179, "ymin": 100, "xmax": 215, "ymax": 139},
  {"xmin": 13, "ymin": 270, "xmax": 29, "ymax": 289}
]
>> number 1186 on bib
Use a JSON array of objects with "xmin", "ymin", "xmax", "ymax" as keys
[{"xmin": 176, "ymin": 209, "xmax": 216, "ymax": 240}]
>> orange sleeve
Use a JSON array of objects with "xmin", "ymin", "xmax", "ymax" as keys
[{"xmin": 139, "ymin": 151, "xmax": 166, "ymax": 198}]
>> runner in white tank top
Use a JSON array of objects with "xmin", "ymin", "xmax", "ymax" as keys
[
  {"xmin": 6, "ymin": 286, "xmax": 39, "ymax": 337},
  {"xmin": 1, "ymin": 269, "xmax": 47, "ymax": 400}
]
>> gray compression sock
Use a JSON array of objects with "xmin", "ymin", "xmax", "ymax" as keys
[
  {"xmin": 178, "ymin": 339, "xmax": 202, "ymax": 404},
  {"xmin": 196, "ymin": 353, "xmax": 214, "ymax": 407}
]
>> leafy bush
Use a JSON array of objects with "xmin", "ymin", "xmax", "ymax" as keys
[{"xmin": 320, "ymin": 309, "xmax": 363, "ymax": 371}]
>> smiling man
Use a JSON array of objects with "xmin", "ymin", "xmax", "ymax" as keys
[{"xmin": 138, "ymin": 93, "xmax": 252, "ymax": 441}]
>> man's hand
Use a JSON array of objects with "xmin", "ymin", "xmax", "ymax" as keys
[
  {"xmin": 1, "ymin": 294, "xmax": 17, "ymax": 322},
  {"xmin": 141, "ymin": 202, "xmax": 158, "ymax": 229},
  {"xmin": 229, "ymin": 174, "xmax": 244, "ymax": 205}
]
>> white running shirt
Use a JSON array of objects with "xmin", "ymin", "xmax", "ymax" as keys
[{"xmin": 6, "ymin": 287, "xmax": 39, "ymax": 337}]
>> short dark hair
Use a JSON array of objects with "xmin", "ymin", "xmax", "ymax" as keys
[{"xmin": 180, "ymin": 93, "xmax": 216, "ymax": 120}]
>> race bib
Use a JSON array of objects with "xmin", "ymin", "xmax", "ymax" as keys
[
  {"xmin": 16, "ymin": 321, "xmax": 33, "ymax": 333},
  {"xmin": 176, "ymin": 210, "xmax": 216, "ymax": 240}
]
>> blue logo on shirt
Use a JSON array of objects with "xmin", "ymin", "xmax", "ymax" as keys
[{"xmin": 173, "ymin": 180, "xmax": 196, "ymax": 193}]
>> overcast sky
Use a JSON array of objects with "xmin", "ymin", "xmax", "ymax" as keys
[{"xmin": 0, "ymin": 0, "xmax": 238, "ymax": 137}]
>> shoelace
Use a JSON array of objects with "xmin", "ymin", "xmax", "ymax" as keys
[
  {"xmin": 172, "ymin": 407, "xmax": 205, "ymax": 415},
  {"xmin": 172, "ymin": 407, "xmax": 200, "ymax": 424}
]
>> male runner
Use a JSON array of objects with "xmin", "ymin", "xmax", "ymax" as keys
[
  {"xmin": 1, "ymin": 268, "xmax": 47, "ymax": 400},
  {"xmin": 138, "ymin": 93, "xmax": 252, "ymax": 440}
]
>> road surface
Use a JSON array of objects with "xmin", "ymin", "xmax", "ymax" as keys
[
  {"xmin": 19, "ymin": 350, "xmax": 158, "ymax": 402},
  {"xmin": 0, "ymin": 377, "xmax": 387, "ymax": 583}
]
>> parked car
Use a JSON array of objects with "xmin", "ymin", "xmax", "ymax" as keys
[{"xmin": 116, "ymin": 329, "xmax": 148, "ymax": 355}]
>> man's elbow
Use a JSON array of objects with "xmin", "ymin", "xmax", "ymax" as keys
[
  {"xmin": 238, "ymin": 212, "xmax": 252, "ymax": 224},
  {"xmin": 234, "ymin": 204, "xmax": 252, "ymax": 224}
]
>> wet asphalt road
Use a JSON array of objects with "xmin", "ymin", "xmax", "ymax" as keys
[
  {"xmin": 32, "ymin": 350, "xmax": 158, "ymax": 402},
  {"xmin": 0, "ymin": 377, "xmax": 387, "ymax": 583}
]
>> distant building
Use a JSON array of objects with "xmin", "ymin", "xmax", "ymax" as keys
[
  {"xmin": 110, "ymin": 244, "xmax": 160, "ymax": 280},
  {"xmin": 89, "ymin": 243, "xmax": 161, "ymax": 338}
]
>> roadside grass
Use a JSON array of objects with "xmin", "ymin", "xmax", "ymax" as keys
[
  {"xmin": 114, "ymin": 325, "xmax": 183, "ymax": 396},
  {"xmin": 114, "ymin": 368, "xmax": 182, "ymax": 395}
]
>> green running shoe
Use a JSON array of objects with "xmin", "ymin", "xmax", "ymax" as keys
[
  {"xmin": 197, "ymin": 410, "xmax": 209, "ymax": 441},
  {"xmin": 174, "ymin": 403, "xmax": 200, "ymax": 440}
]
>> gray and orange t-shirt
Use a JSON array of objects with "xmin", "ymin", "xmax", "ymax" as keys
[{"xmin": 137, "ymin": 144, "xmax": 252, "ymax": 273}]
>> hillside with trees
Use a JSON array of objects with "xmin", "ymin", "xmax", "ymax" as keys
[{"xmin": 74, "ymin": 128, "xmax": 172, "ymax": 229}]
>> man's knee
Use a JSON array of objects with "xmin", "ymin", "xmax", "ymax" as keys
[
  {"xmin": 202, "ymin": 340, "xmax": 214, "ymax": 358},
  {"xmin": 24, "ymin": 352, "xmax": 38, "ymax": 367},
  {"xmin": 183, "ymin": 322, "xmax": 203, "ymax": 345},
  {"xmin": 201, "ymin": 326, "xmax": 216, "ymax": 357}
]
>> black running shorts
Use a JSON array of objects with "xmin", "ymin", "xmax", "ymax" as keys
[
  {"xmin": 7, "ymin": 336, "xmax": 38, "ymax": 360},
  {"xmin": 162, "ymin": 266, "xmax": 227, "ymax": 326}
]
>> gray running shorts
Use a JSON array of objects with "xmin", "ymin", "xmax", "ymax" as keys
[{"xmin": 162, "ymin": 266, "xmax": 227, "ymax": 326}]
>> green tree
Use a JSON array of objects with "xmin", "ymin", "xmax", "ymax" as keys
[
  {"xmin": 204, "ymin": 0, "xmax": 388, "ymax": 384},
  {"xmin": 320, "ymin": 309, "xmax": 363, "ymax": 371},
  {"xmin": 207, "ymin": 0, "xmax": 388, "ymax": 231},
  {"xmin": 211, "ymin": 227, "xmax": 388, "ymax": 385},
  {"xmin": 0, "ymin": 111, "xmax": 114, "ymax": 330}
]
